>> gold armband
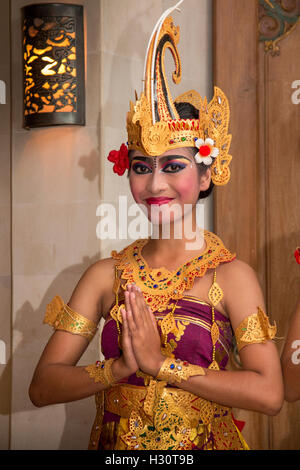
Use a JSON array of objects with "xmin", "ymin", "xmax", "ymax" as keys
[
  {"xmin": 85, "ymin": 358, "xmax": 117, "ymax": 386},
  {"xmin": 43, "ymin": 295, "xmax": 98, "ymax": 342},
  {"xmin": 156, "ymin": 357, "xmax": 206, "ymax": 384},
  {"xmin": 234, "ymin": 306, "xmax": 277, "ymax": 352}
]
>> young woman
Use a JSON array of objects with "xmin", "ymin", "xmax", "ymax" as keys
[
  {"xmin": 281, "ymin": 250, "xmax": 300, "ymax": 402},
  {"xmin": 29, "ymin": 4, "xmax": 283, "ymax": 450}
]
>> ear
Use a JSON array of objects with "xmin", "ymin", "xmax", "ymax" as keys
[{"xmin": 199, "ymin": 168, "xmax": 212, "ymax": 192}]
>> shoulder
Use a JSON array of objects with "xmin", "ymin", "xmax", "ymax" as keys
[
  {"xmin": 67, "ymin": 256, "xmax": 117, "ymax": 322},
  {"xmin": 218, "ymin": 258, "xmax": 259, "ymax": 284},
  {"xmin": 75, "ymin": 255, "xmax": 117, "ymax": 289},
  {"xmin": 206, "ymin": 231, "xmax": 260, "ymax": 295},
  {"xmin": 207, "ymin": 230, "xmax": 260, "ymax": 288},
  {"xmin": 218, "ymin": 258, "xmax": 263, "ymax": 304},
  {"xmin": 217, "ymin": 258, "xmax": 266, "ymax": 329},
  {"xmin": 67, "ymin": 239, "xmax": 138, "ymax": 320}
]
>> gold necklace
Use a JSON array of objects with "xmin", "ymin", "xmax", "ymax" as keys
[{"xmin": 111, "ymin": 230, "xmax": 235, "ymax": 312}]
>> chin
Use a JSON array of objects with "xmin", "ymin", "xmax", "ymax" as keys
[{"xmin": 147, "ymin": 203, "xmax": 187, "ymax": 229}]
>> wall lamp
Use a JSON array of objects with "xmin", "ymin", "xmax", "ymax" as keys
[{"xmin": 22, "ymin": 3, "xmax": 85, "ymax": 128}]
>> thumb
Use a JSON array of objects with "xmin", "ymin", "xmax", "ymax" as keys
[{"xmin": 147, "ymin": 306, "xmax": 158, "ymax": 329}]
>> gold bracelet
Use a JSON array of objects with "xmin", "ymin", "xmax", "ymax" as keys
[
  {"xmin": 44, "ymin": 295, "xmax": 98, "ymax": 342},
  {"xmin": 156, "ymin": 357, "xmax": 206, "ymax": 384},
  {"xmin": 234, "ymin": 307, "xmax": 277, "ymax": 352},
  {"xmin": 85, "ymin": 358, "xmax": 118, "ymax": 386}
]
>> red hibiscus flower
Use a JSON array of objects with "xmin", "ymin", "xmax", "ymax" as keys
[
  {"xmin": 107, "ymin": 143, "xmax": 129, "ymax": 176},
  {"xmin": 294, "ymin": 247, "xmax": 300, "ymax": 265}
]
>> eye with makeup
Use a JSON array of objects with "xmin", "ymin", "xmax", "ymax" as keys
[
  {"xmin": 161, "ymin": 161, "xmax": 187, "ymax": 173},
  {"xmin": 131, "ymin": 162, "xmax": 152, "ymax": 174},
  {"xmin": 131, "ymin": 158, "xmax": 188, "ymax": 174}
]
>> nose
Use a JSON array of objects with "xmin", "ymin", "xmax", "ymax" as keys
[{"xmin": 146, "ymin": 168, "xmax": 168, "ymax": 194}]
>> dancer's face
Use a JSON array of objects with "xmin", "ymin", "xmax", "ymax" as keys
[{"xmin": 129, "ymin": 147, "xmax": 211, "ymax": 225}]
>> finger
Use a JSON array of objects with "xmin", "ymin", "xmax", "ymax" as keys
[
  {"xmin": 124, "ymin": 291, "xmax": 137, "ymax": 333},
  {"xmin": 126, "ymin": 284, "xmax": 136, "ymax": 312},
  {"xmin": 146, "ymin": 308, "xmax": 160, "ymax": 339},
  {"xmin": 147, "ymin": 306, "xmax": 158, "ymax": 329},
  {"xmin": 138, "ymin": 287, "xmax": 152, "ymax": 329},
  {"xmin": 121, "ymin": 307, "xmax": 131, "ymax": 337},
  {"xmin": 147, "ymin": 305, "xmax": 153, "ymax": 315},
  {"xmin": 133, "ymin": 285, "xmax": 146, "ymax": 316},
  {"xmin": 124, "ymin": 288, "xmax": 132, "ymax": 316},
  {"xmin": 134, "ymin": 285, "xmax": 151, "ymax": 327},
  {"xmin": 129, "ymin": 286, "xmax": 144, "ymax": 328},
  {"xmin": 125, "ymin": 286, "xmax": 136, "ymax": 316},
  {"xmin": 125, "ymin": 285, "xmax": 135, "ymax": 321}
]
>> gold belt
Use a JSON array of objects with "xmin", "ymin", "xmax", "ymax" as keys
[
  {"xmin": 89, "ymin": 384, "xmax": 247, "ymax": 451},
  {"xmin": 104, "ymin": 383, "xmax": 231, "ymax": 427}
]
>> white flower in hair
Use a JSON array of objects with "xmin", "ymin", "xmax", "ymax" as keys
[{"xmin": 194, "ymin": 138, "xmax": 219, "ymax": 166}]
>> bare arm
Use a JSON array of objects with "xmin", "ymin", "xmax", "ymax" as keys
[
  {"xmin": 281, "ymin": 292, "xmax": 300, "ymax": 402},
  {"xmin": 174, "ymin": 261, "xmax": 284, "ymax": 415},
  {"xmin": 172, "ymin": 342, "xmax": 282, "ymax": 415},
  {"xmin": 29, "ymin": 259, "xmax": 135, "ymax": 407}
]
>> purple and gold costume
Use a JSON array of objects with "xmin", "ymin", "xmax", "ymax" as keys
[{"xmin": 88, "ymin": 234, "xmax": 249, "ymax": 450}]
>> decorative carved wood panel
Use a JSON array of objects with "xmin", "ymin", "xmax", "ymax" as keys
[{"xmin": 214, "ymin": 0, "xmax": 300, "ymax": 449}]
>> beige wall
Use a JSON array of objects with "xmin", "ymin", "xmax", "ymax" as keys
[
  {"xmin": 101, "ymin": 0, "xmax": 213, "ymax": 258},
  {"xmin": 10, "ymin": 0, "xmax": 102, "ymax": 450},
  {"xmin": 0, "ymin": 0, "xmax": 213, "ymax": 449}
]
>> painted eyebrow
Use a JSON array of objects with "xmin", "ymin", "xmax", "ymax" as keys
[{"xmin": 131, "ymin": 155, "xmax": 192, "ymax": 164}]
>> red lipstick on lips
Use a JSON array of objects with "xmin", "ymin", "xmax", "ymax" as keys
[{"xmin": 145, "ymin": 197, "xmax": 174, "ymax": 206}]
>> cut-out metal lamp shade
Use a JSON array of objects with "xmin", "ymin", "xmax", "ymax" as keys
[{"xmin": 22, "ymin": 3, "xmax": 85, "ymax": 128}]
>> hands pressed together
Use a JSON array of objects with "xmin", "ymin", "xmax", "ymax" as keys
[{"xmin": 117, "ymin": 284, "xmax": 165, "ymax": 379}]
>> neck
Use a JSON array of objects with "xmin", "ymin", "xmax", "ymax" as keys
[{"xmin": 147, "ymin": 205, "xmax": 206, "ymax": 261}]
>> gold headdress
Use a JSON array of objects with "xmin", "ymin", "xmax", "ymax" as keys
[{"xmin": 108, "ymin": 0, "xmax": 232, "ymax": 186}]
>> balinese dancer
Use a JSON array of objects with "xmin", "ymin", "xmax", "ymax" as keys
[{"xmin": 29, "ymin": 1, "xmax": 283, "ymax": 450}]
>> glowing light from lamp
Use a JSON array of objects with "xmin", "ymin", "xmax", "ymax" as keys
[{"xmin": 22, "ymin": 3, "xmax": 85, "ymax": 128}]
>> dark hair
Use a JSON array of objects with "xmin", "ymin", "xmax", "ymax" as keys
[
  {"xmin": 174, "ymin": 102, "xmax": 214, "ymax": 200},
  {"xmin": 174, "ymin": 101, "xmax": 199, "ymax": 119},
  {"xmin": 127, "ymin": 101, "xmax": 214, "ymax": 200}
]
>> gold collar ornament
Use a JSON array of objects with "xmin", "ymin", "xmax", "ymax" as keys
[
  {"xmin": 107, "ymin": 0, "xmax": 232, "ymax": 186},
  {"xmin": 111, "ymin": 230, "xmax": 235, "ymax": 313}
]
